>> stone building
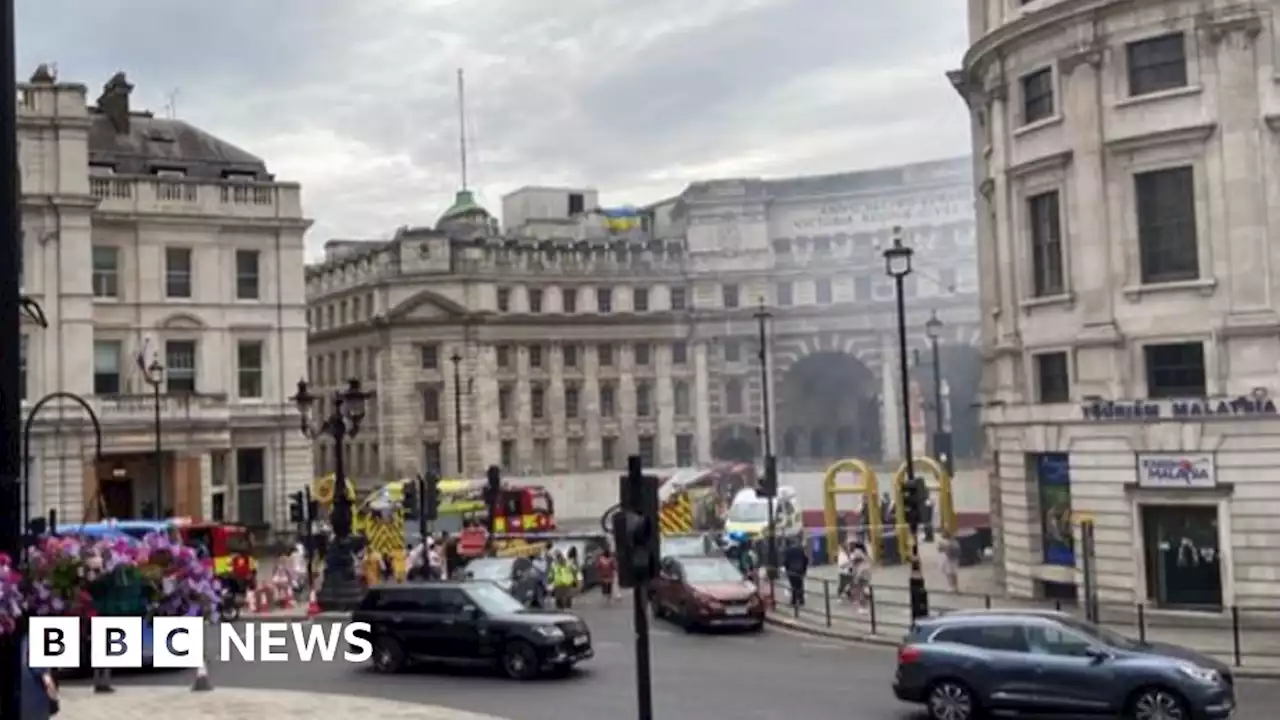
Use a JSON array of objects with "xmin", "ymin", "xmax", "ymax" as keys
[
  {"xmin": 953, "ymin": 0, "xmax": 1280, "ymax": 608},
  {"xmin": 305, "ymin": 158, "xmax": 982, "ymax": 491},
  {"xmin": 19, "ymin": 68, "xmax": 311, "ymax": 530}
]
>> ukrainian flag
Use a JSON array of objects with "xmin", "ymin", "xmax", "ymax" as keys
[{"xmin": 601, "ymin": 206, "xmax": 641, "ymax": 231}]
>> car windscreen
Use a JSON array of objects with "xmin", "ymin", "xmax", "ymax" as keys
[
  {"xmin": 682, "ymin": 560, "xmax": 745, "ymax": 584},
  {"xmin": 468, "ymin": 583, "xmax": 526, "ymax": 614},
  {"xmin": 727, "ymin": 501, "xmax": 768, "ymax": 523},
  {"xmin": 467, "ymin": 560, "xmax": 513, "ymax": 580}
]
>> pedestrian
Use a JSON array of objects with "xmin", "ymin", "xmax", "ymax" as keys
[
  {"xmin": 551, "ymin": 552, "xmax": 576, "ymax": 609},
  {"xmin": 595, "ymin": 549, "xmax": 617, "ymax": 604},
  {"xmin": 20, "ymin": 630, "xmax": 58, "ymax": 720},
  {"xmin": 850, "ymin": 544, "xmax": 872, "ymax": 612},
  {"xmin": 566, "ymin": 547, "xmax": 582, "ymax": 589},
  {"xmin": 782, "ymin": 540, "xmax": 808, "ymax": 607},
  {"xmin": 406, "ymin": 539, "xmax": 427, "ymax": 581},
  {"xmin": 836, "ymin": 542, "xmax": 854, "ymax": 601},
  {"xmin": 938, "ymin": 531, "xmax": 960, "ymax": 592},
  {"xmin": 427, "ymin": 539, "xmax": 444, "ymax": 580}
]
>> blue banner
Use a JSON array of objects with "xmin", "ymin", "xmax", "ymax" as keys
[{"xmin": 1036, "ymin": 453, "xmax": 1074, "ymax": 566}]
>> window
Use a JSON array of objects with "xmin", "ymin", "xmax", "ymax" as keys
[
  {"xmin": 633, "ymin": 288, "xmax": 649, "ymax": 312},
  {"xmin": 1127, "ymin": 33, "xmax": 1187, "ymax": 97},
  {"xmin": 529, "ymin": 346, "xmax": 543, "ymax": 369},
  {"xmin": 497, "ymin": 287, "xmax": 511, "ymax": 312},
  {"xmin": 723, "ymin": 341, "xmax": 741, "ymax": 363},
  {"xmin": 722, "ymin": 284, "xmax": 740, "ymax": 308},
  {"xmin": 1144, "ymin": 342, "xmax": 1205, "ymax": 398},
  {"xmin": 1028, "ymin": 190, "xmax": 1064, "ymax": 297},
  {"xmin": 424, "ymin": 442, "xmax": 442, "ymax": 474},
  {"xmin": 815, "ymin": 279, "xmax": 833, "ymax": 304},
  {"xmin": 670, "ymin": 287, "xmax": 687, "ymax": 311},
  {"xmin": 725, "ymin": 379, "xmax": 743, "ymax": 414},
  {"xmin": 1025, "ymin": 624, "xmax": 1094, "ymax": 657},
  {"xmin": 634, "ymin": 343, "xmax": 651, "ymax": 366},
  {"xmin": 18, "ymin": 335, "xmax": 27, "ymax": 401},
  {"xmin": 94, "ymin": 340, "xmax": 120, "ymax": 393},
  {"xmin": 92, "ymin": 246, "xmax": 119, "ymax": 298},
  {"xmin": 237, "ymin": 341, "xmax": 263, "ymax": 399},
  {"xmin": 1021, "ymin": 68, "xmax": 1054, "ymax": 124},
  {"xmin": 600, "ymin": 383, "xmax": 616, "ymax": 418},
  {"xmin": 166, "ymin": 340, "xmax": 197, "ymax": 394},
  {"xmin": 423, "ymin": 388, "xmax": 440, "ymax": 422},
  {"xmin": 636, "ymin": 382, "xmax": 652, "ymax": 417},
  {"xmin": 421, "ymin": 345, "xmax": 439, "ymax": 370},
  {"xmin": 235, "ymin": 448, "xmax": 265, "ymax": 526},
  {"xmin": 501, "ymin": 440, "xmax": 516, "ymax": 471},
  {"xmin": 676, "ymin": 435, "xmax": 694, "ymax": 467},
  {"xmin": 531, "ymin": 385, "xmax": 545, "ymax": 419},
  {"xmin": 596, "ymin": 288, "xmax": 612, "ymax": 313},
  {"xmin": 528, "ymin": 289, "xmax": 543, "ymax": 313},
  {"xmin": 565, "ymin": 385, "xmax": 580, "ymax": 419},
  {"xmin": 498, "ymin": 384, "xmax": 513, "ymax": 421},
  {"xmin": 1036, "ymin": 352, "xmax": 1070, "ymax": 403},
  {"xmin": 534, "ymin": 439, "xmax": 550, "ymax": 473},
  {"xmin": 235, "ymin": 250, "xmax": 260, "ymax": 300},
  {"xmin": 672, "ymin": 342, "xmax": 688, "ymax": 365},
  {"xmin": 497, "ymin": 345, "xmax": 512, "ymax": 369},
  {"xmin": 1136, "ymin": 167, "xmax": 1198, "ymax": 284},
  {"xmin": 932, "ymin": 624, "xmax": 1029, "ymax": 652},
  {"xmin": 638, "ymin": 435, "xmax": 656, "ymax": 468},
  {"xmin": 561, "ymin": 288, "xmax": 577, "ymax": 314},
  {"xmin": 165, "ymin": 248, "xmax": 192, "ymax": 298},
  {"xmin": 601, "ymin": 437, "xmax": 617, "ymax": 469},
  {"xmin": 568, "ymin": 192, "xmax": 584, "ymax": 215},
  {"xmin": 598, "ymin": 344, "xmax": 614, "ymax": 367},
  {"xmin": 777, "ymin": 282, "xmax": 793, "ymax": 307},
  {"xmin": 674, "ymin": 381, "xmax": 690, "ymax": 416},
  {"xmin": 563, "ymin": 345, "xmax": 578, "ymax": 369}
]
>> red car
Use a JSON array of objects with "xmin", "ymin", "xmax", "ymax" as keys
[{"xmin": 651, "ymin": 556, "xmax": 765, "ymax": 631}]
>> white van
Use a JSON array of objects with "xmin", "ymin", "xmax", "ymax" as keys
[{"xmin": 723, "ymin": 486, "xmax": 802, "ymax": 539}]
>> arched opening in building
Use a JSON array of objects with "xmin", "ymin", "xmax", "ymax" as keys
[
  {"xmin": 712, "ymin": 424, "xmax": 758, "ymax": 463},
  {"xmin": 779, "ymin": 351, "xmax": 882, "ymax": 468}
]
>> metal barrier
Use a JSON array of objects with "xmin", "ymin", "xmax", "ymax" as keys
[
  {"xmin": 890, "ymin": 457, "xmax": 956, "ymax": 561},
  {"xmin": 821, "ymin": 459, "xmax": 881, "ymax": 563},
  {"xmin": 772, "ymin": 574, "xmax": 1280, "ymax": 671}
]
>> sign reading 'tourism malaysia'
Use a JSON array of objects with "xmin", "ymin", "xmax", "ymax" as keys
[
  {"xmin": 1137, "ymin": 453, "xmax": 1217, "ymax": 489},
  {"xmin": 1080, "ymin": 396, "xmax": 1279, "ymax": 422}
]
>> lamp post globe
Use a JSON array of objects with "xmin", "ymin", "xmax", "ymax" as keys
[
  {"xmin": 291, "ymin": 379, "xmax": 315, "ymax": 434},
  {"xmin": 883, "ymin": 229, "xmax": 914, "ymax": 279},
  {"xmin": 341, "ymin": 378, "xmax": 366, "ymax": 427},
  {"xmin": 926, "ymin": 310, "xmax": 942, "ymax": 340}
]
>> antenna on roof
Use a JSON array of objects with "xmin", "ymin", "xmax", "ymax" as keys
[
  {"xmin": 457, "ymin": 68, "xmax": 468, "ymax": 191},
  {"xmin": 164, "ymin": 88, "xmax": 179, "ymax": 119}
]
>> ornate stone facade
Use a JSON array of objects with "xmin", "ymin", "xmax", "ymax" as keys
[{"xmin": 305, "ymin": 159, "xmax": 981, "ymax": 490}]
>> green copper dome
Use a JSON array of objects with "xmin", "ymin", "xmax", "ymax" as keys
[{"xmin": 438, "ymin": 189, "xmax": 490, "ymax": 224}]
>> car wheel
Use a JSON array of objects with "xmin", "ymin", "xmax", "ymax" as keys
[
  {"xmin": 370, "ymin": 636, "xmax": 404, "ymax": 674},
  {"xmin": 501, "ymin": 641, "xmax": 540, "ymax": 681},
  {"xmin": 927, "ymin": 679, "xmax": 977, "ymax": 720},
  {"xmin": 1128, "ymin": 686, "xmax": 1190, "ymax": 720}
]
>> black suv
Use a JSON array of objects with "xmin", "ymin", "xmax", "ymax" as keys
[{"xmin": 353, "ymin": 581, "xmax": 593, "ymax": 680}]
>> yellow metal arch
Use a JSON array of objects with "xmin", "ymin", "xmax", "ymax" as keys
[
  {"xmin": 891, "ymin": 457, "xmax": 956, "ymax": 560},
  {"xmin": 822, "ymin": 458, "xmax": 881, "ymax": 563}
]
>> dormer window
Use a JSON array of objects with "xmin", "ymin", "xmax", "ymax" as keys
[
  {"xmin": 152, "ymin": 167, "xmax": 185, "ymax": 178},
  {"xmin": 89, "ymin": 164, "xmax": 115, "ymax": 176},
  {"xmin": 222, "ymin": 171, "xmax": 256, "ymax": 182}
]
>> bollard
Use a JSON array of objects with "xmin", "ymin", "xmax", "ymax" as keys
[
  {"xmin": 1231, "ymin": 606, "xmax": 1241, "ymax": 667},
  {"xmin": 984, "ymin": 594, "xmax": 992, "ymax": 610},
  {"xmin": 191, "ymin": 659, "xmax": 213, "ymax": 691},
  {"xmin": 1137, "ymin": 603, "xmax": 1146, "ymax": 643},
  {"xmin": 822, "ymin": 579, "xmax": 832, "ymax": 627},
  {"xmin": 868, "ymin": 586, "xmax": 878, "ymax": 635}
]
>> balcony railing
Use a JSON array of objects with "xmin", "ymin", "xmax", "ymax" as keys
[{"xmin": 89, "ymin": 177, "xmax": 302, "ymax": 220}]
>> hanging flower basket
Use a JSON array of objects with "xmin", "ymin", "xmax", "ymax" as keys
[{"xmin": 0, "ymin": 532, "xmax": 221, "ymax": 636}]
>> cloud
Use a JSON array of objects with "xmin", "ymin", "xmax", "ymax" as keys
[{"xmin": 17, "ymin": 0, "xmax": 972, "ymax": 256}]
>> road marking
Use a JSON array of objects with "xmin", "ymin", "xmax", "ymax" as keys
[{"xmin": 800, "ymin": 641, "xmax": 846, "ymax": 651}]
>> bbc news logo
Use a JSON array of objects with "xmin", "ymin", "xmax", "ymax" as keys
[{"xmin": 28, "ymin": 617, "xmax": 374, "ymax": 667}]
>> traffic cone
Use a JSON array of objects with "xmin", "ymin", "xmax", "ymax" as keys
[
  {"xmin": 306, "ymin": 590, "xmax": 320, "ymax": 618},
  {"xmin": 191, "ymin": 659, "xmax": 212, "ymax": 691}
]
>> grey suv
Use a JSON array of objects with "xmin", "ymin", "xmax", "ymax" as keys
[{"xmin": 893, "ymin": 610, "xmax": 1235, "ymax": 720}]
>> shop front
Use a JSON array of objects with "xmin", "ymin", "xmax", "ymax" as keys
[{"xmin": 1132, "ymin": 452, "xmax": 1224, "ymax": 610}]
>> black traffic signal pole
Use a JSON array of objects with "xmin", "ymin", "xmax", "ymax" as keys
[
  {"xmin": 618, "ymin": 455, "xmax": 654, "ymax": 720},
  {"xmin": 754, "ymin": 302, "xmax": 778, "ymax": 589},
  {"xmin": 1, "ymin": 1, "xmax": 23, "ymax": 715},
  {"xmin": 304, "ymin": 486, "xmax": 315, "ymax": 591},
  {"xmin": 889, "ymin": 244, "xmax": 928, "ymax": 621}
]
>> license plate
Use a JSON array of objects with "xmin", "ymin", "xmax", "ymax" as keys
[
  {"xmin": 724, "ymin": 606, "xmax": 749, "ymax": 615},
  {"xmin": 573, "ymin": 635, "xmax": 588, "ymax": 647}
]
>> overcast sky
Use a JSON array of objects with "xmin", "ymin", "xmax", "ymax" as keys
[{"xmin": 18, "ymin": 0, "xmax": 972, "ymax": 255}]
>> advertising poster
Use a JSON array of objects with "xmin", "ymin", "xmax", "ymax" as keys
[{"xmin": 1036, "ymin": 453, "xmax": 1074, "ymax": 566}]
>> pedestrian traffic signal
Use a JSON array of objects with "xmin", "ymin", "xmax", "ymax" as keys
[
  {"xmin": 423, "ymin": 472, "xmax": 440, "ymax": 521},
  {"xmin": 614, "ymin": 455, "xmax": 659, "ymax": 588},
  {"xmin": 485, "ymin": 465, "xmax": 501, "ymax": 505},
  {"xmin": 403, "ymin": 481, "xmax": 418, "ymax": 519},
  {"xmin": 289, "ymin": 490, "xmax": 306, "ymax": 524},
  {"xmin": 758, "ymin": 455, "xmax": 778, "ymax": 498}
]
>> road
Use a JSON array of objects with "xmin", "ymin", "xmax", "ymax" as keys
[{"xmin": 68, "ymin": 594, "xmax": 1280, "ymax": 720}]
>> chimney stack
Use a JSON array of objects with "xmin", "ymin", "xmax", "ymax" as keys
[{"xmin": 97, "ymin": 71, "xmax": 133, "ymax": 134}]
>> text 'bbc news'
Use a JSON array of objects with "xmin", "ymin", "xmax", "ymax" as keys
[{"xmin": 28, "ymin": 617, "xmax": 373, "ymax": 668}]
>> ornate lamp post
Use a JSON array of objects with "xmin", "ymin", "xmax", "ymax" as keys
[
  {"xmin": 140, "ymin": 357, "xmax": 165, "ymax": 517},
  {"xmin": 291, "ymin": 377, "xmax": 368, "ymax": 611},
  {"xmin": 883, "ymin": 226, "xmax": 928, "ymax": 620},
  {"xmin": 924, "ymin": 311, "xmax": 949, "ymax": 471}
]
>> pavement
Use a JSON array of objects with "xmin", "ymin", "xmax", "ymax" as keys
[
  {"xmin": 771, "ymin": 547, "xmax": 1280, "ymax": 675},
  {"xmin": 60, "ymin": 591, "xmax": 1280, "ymax": 720}
]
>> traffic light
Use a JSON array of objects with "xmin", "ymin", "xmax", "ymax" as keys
[
  {"xmin": 758, "ymin": 455, "xmax": 778, "ymax": 498},
  {"xmin": 403, "ymin": 480, "xmax": 418, "ymax": 518},
  {"xmin": 485, "ymin": 465, "xmax": 502, "ymax": 534},
  {"xmin": 423, "ymin": 472, "xmax": 440, "ymax": 521},
  {"xmin": 613, "ymin": 455, "xmax": 659, "ymax": 588},
  {"xmin": 289, "ymin": 490, "xmax": 306, "ymax": 524}
]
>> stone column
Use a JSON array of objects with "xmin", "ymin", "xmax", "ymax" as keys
[
  {"xmin": 583, "ymin": 348, "xmax": 602, "ymax": 469},
  {"xmin": 693, "ymin": 341, "xmax": 712, "ymax": 464},
  {"xmin": 656, "ymin": 344, "xmax": 675, "ymax": 466},
  {"xmin": 618, "ymin": 345, "xmax": 637, "ymax": 454},
  {"xmin": 549, "ymin": 345, "xmax": 567, "ymax": 471},
  {"xmin": 473, "ymin": 345, "xmax": 501, "ymax": 471},
  {"xmin": 880, "ymin": 333, "xmax": 902, "ymax": 462},
  {"xmin": 515, "ymin": 347, "xmax": 532, "ymax": 472},
  {"xmin": 1060, "ymin": 46, "xmax": 1112, "ymax": 322}
]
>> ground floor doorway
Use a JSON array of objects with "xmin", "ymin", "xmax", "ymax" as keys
[{"xmin": 1141, "ymin": 504, "xmax": 1222, "ymax": 610}]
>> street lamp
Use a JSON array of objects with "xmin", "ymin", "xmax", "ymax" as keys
[
  {"xmin": 450, "ymin": 351, "xmax": 464, "ymax": 476},
  {"xmin": 883, "ymin": 226, "xmax": 928, "ymax": 620},
  {"xmin": 291, "ymin": 377, "xmax": 368, "ymax": 611},
  {"xmin": 924, "ymin": 311, "xmax": 949, "ymax": 471},
  {"xmin": 754, "ymin": 299, "xmax": 779, "ymax": 595},
  {"xmin": 140, "ymin": 357, "xmax": 165, "ymax": 518}
]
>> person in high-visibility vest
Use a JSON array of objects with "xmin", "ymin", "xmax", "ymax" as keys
[{"xmin": 551, "ymin": 552, "xmax": 577, "ymax": 610}]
